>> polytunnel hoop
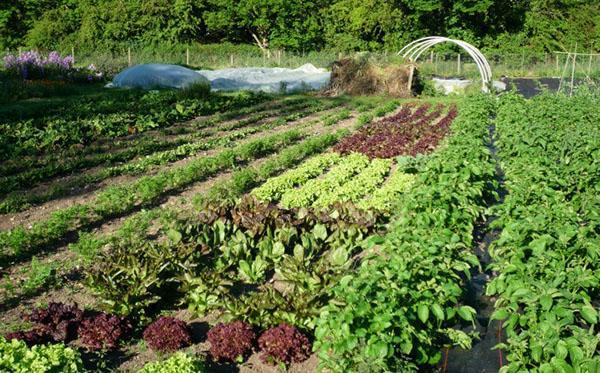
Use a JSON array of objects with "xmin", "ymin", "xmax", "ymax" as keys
[{"xmin": 398, "ymin": 37, "xmax": 493, "ymax": 92}]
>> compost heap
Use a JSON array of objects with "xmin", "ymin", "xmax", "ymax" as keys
[{"xmin": 325, "ymin": 57, "xmax": 417, "ymax": 97}]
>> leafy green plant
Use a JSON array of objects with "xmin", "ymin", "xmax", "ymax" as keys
[
  {"xmin": 279, "ymin": 152, "xmax": 370, "ymax": 208},
  {"xmin": 314, "ymin": 94, "xmax": 497, "ymax": 371},
  {"xmin": 0, "ymin": 337, "xmax": 83, "ymax": 372},
  {"xmin": 487, "ymin": 92, "xmax": 600, "ymax": 371},
  {"xmin": 139, "ymin": 352, "xmax": 207, "ymax": 373}
]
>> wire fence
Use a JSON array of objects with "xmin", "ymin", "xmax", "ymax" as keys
[{"xmin": 2, "ymin": 47, "xmax": 600, "ymax": 79}]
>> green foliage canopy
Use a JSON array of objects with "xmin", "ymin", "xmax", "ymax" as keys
[{"xmin": 0, "ymin": 0, "xmax": 598, "ymax": 53}]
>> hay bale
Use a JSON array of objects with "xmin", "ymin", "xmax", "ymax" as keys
[{"xmin": 325, "ymin": 57, "xmax": 415, "ymax": 97}]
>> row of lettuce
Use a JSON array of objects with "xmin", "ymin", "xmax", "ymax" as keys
[
  {"xmin": 1, "ymin": 97, "xmax": 474, "ymax": 370},
  {"xmin": 6, "ymin": 94, "xmax": 595, "ymax": 371},
  {"xmin": 1, "ymin": 100, "xmax": 407, "ymax": 370},
  {"xmin": 486, "ymin": 93, "xmax": 599, "ymax": 371},
  {"xmin": 0, "ymin": 97, "xmax": 336, "ymax": 214}
]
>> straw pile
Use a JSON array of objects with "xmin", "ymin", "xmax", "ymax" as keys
[{"xmin": 324, "ymin": 57, "xmax": 417, "ymax": 97}]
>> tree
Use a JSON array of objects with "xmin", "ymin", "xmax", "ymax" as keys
[{"xmin": 203, "ymin": 0, "xmax": 324, "ymax": 52}]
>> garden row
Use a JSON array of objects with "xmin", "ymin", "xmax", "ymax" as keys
[
  {"xmin": 0, "ymin": 97, "xmax": 339, "ymax": 214},
  {"xmin": 0, "ymin": 94, "xmax": 308, "ymax": 175},
  {"xmin": 1, "ymin": 302, "xmax": 309, "ymax": 371},
  {"xmin": 487, "ymin": 93, "xmax": 599, "ymax": 371},
  {"xmin": 313, "ymin": 94, "xmax": 497, "ymax": 371},
  {"xmin": 334, "ymin": 102, "xmax": 458, "ymax": 158},
  {"xmin": 251, "ymin": 152, "xmax": 416, "ymax": 211},
  {"xmin": 0, "ymin": 95, "xmax": 315, "ymax": 183},
  {"xmin": 0, "ymin": 88, "xmax": 269, "ymax": 160}
]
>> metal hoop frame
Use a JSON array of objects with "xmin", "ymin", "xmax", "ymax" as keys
[{"xmin": 398, "ymin": 36, "xmax": 492, "ymax": 91}]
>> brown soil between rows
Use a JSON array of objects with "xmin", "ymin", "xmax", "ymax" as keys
[
  {"xmin": 0, "ymin": 96, "xmax": 297, "ymax": 173},
  {"xmin": 0, "ymin": 107, "xmax": 380, "ymax": 373},
  {"xmin": 0, "ymin": 107, "xmax": 360, "ymax": 305},
  {"xmin": 0, "ymin": 105, "xmax": 342, "ymax": 232}
]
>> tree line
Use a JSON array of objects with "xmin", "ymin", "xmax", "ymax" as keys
[{"xmin": 1, "ymin": 0, "xmax": 598, "ymax": 54}]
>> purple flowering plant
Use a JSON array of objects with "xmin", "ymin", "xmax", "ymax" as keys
[{"xmin": 3, "ymin": 50, "xmax": 102, "ymax": 82}]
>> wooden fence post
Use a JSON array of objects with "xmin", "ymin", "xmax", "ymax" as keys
[
  {"xmin": 128, "ymin": 47, "xmax": 132, "ymax": 66},
  {"xmin": 407, "ymin": 64, "xmax": 415, "ymax": 93},
  {"xmin": 457, "ymin": 53, "xmax": 461, "ymax": 75},
  {"xmin": 230, "ymin": 54, "xmax": 234, "ymax": 66},
  {"xmin": 588, "ymin": 48, "xmax": 593, "ymax": 76},
  {"xmin": 186, "ymin": 48, "xmax": 190, "ymax": 66},
  {"xmin": 570, "ymin": 43, "xmax": 577, "ymax": 97}
]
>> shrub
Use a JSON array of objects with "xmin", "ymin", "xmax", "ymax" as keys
[
  {"xmin": 78, "ymin": 313, "xmax": 132, "ymax": 350},
  {"xmin": 207, "ymin": 321, "xmax": 256, "ymax": 362},
  {"xmin": 27, "ymin": 302, "xmax": 84, "ymax": 342},
  {"xmin": 139, "ymin": 352, "xmax": 207, "ymax": 373},
  {"xmin": 0, "ymin": 337, "xmax": 83, "ymax": 372},
  {"xmin": 258, "ymin": 323, "xmax": 311, "ymax": 365},
  {"xmin": 142, "ymin": 316, "xmax": 192, "ymax": 352}
]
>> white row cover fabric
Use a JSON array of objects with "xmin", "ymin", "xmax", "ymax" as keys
[
  {"xmin": 197, "ymin": 64, "xmax": 330, "ymax": 92},
  {"xmin": 109, "ymin": 63, "xmax": 330, "ymax": 93},
  {"xmin": 432, "ymin": 78, "xmax": 507, "ymax": 95},
  {"xmin": 110, "ymin": 64, "xmax": 209, "ymax": 89}
]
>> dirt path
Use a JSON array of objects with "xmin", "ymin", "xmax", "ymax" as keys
[
  {"xmin": 441, "ymin": 121, "xmax": 508, "ymax": 372},
  {"xmin": 0, "ymin": 108, "xmax": 359, "ymax": 310},
  {"xmin": 0, "ymin": 105, "xmax": 341, "ymax": 231},
  {"xmin": 0, "ymin": 106, "xmax": 388, "ymax": 373}
]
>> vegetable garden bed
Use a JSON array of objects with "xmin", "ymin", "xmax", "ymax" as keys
[{"xmin": 1, "ymin": 89, "xmax": 597, "ymax": 372}]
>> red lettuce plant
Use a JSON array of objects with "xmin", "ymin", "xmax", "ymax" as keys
[
  {"xmin": 258, "ymin": 324, "xmax": 311, "ymax": 365},
  {"xmin": 78, "ymin": 313, "xmax": 132, "ymax": 350},
  {"xmin": 207, "ymin": 321, "xmax": 256, "ymax": 362},
  {"xmin": 4, "ymin": 328, "xmax": 53, "ymax": 346},
  {"xmin": 26, "ymin": 302, "xmax": 84, "ymax": 342},
  {"xmin": 142, "ymin": 316, "xmax": 192, "ymax": 352}
]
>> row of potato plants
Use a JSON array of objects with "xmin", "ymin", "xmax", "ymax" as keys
[
  {"xmin": 487, "ymin": 93, "xmax": 599, "ymax": 371},
  {"xmin": 0, "ymin": 129, "xmax": 304, "ymax": 266},
  {"xmin": 0, "ymin": 96, "xmax": 320, "ymax": 192},
  {"xmin": 0, "ymin": 90, "xmax": 269, "ymax": 160},
  {"xmin": 313, "ymin": 94, "xmax": 498, "ymax": 371},
  {"xmin": 0, "ymin": 99, "xmax": 339, "ymax": 214},
  {"xmin": 334, "ymin": 102, "xmax": 458, "ymax": 158}
]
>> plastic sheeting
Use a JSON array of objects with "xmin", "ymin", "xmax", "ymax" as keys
[
  {"xmin": 198, "ymin": 64, "xmax": 330, "ymax": 92},
  {"xmin": 110, "ymin": 64, "xmax": 209, "ymax": 89},
  {"xmin": 432, "ymin": 78, "xmax": 506, "ymax": 95},
  {"xmin": 109, "ymin": 63, "xmax": 331, "ymax": 93}
]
